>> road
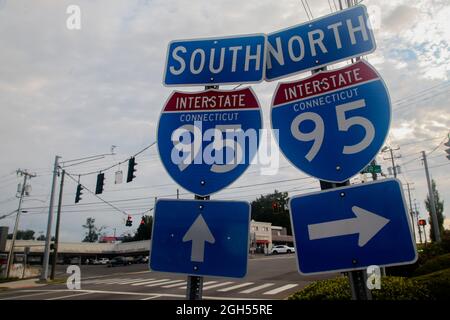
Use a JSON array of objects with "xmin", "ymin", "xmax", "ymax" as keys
[{"xmin": 0, "ymin": 254, "xmax": 334, "ymax": 300}]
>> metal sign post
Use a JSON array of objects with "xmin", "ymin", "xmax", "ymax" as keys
[{"xmin": 186, "ymin": 194, "xmax": 209, "ymax": 300}]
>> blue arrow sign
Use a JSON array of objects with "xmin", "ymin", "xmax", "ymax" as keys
[
  {"xmin": 271, "ymin": 60, "xmax": 390, "ymax": 182},
  {"xmin": 164, "ymin": 34, "xmax": 266, "ymax": 86},
  {"xmin": 289, "ymin": 179, "xmax": 417, "ymax": 275},
  {"xmin": 157, "ymin": 87, "xmax": 262, "ymax": 196},
  {"xmin": 266, "ymin": 4, "xmax": 375, "ymax": 81},
  {"xmin": 150, "ymin": 199, "xmax": 250, "ymax": 278}
]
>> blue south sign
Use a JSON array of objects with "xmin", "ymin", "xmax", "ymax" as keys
[
  {"xmin": 157, "ymin": 87, "xmax": 262, "ymax": 196},
  {"xmin": 266, "ymin": 5, "xmax": 376, "ymax": 81},
  {"xmin": 164, "ymin": 34, "xmax": 266, "ymax": 86},
  {"xmin": 271, "ymin": 60, "xmax": 391, "ymax": 182}
]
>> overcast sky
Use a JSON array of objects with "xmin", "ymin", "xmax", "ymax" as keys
[{"xmin": 0, "ymin": 0, "xmax": 448, "ymax": 242}]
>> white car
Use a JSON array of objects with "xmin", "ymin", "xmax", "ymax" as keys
[
  {"xmin": 271, "ymin": 245, "xmax": 295, "ymax": 254},
  {"xmin": 98, "ymin": 258, "xmax": 110, "ymax": 265}
]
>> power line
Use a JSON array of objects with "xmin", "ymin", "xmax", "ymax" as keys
[{"xmin": 66, "ymin": 141, "xmax": 156, "ymax": 177}]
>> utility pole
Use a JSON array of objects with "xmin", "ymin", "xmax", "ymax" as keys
[
  {"xmin": 6, "ymin": 169, "xmax": 36, "ymax": 278},
  {"xmin": 405, "ymin": 182, "xmax": 416, "ymax": 242},
  {"xmin": 51, "ymin": 170, "xmax": 65, "ymax": 280},
  {"xmin": 414, "ymin": 202, "xmax": 423, "ymax": 244},
  {"xmin": 382, "ymin": 146, "xmax": 401, "ymax": 178},
  {"xmin": 177, "ymin": 189, "xmax": 179, "ymax": 199},
  {"xmin": 422, "ymin": 151, "xmax": 441, "ymax": 242},
  {"xmin": 41, "ymin": 155, "xmax": 61, "ymax": 280}
]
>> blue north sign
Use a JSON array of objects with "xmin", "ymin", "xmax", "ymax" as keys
[{"xmin": 266, "ymin": 5, "xmax": 376, "ymax": 81}]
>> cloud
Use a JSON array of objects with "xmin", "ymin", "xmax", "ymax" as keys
[{"xmin": 0, "ymin": 0, "xmax": 448, "ymax": 241}]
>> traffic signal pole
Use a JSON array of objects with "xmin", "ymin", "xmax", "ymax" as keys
[
  {"xmin": 41, "ymin": 155, "xmax": 60, "ymax": 280},
  {"xmin": 51, "ymin": 169, "xmax": 65, "ymax": 280}
]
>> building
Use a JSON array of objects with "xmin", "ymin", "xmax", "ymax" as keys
[
  {"xmin": 271, "ymin": 226, "xmax": 294, "ymax": 246},
  {"xmin": 250, "ymin": 220, "xmax": 272, "ymax": 254}
]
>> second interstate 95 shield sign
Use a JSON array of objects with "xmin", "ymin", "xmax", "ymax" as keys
[
  {"xmin": 271, "ymin": 60, "xmax": 391, "ymax": 182},
  {"xmin": 157, "ymin": 87, "xmax": 262, "ymax": 196}
]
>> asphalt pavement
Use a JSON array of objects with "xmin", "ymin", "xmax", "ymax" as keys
[{"xmin": 0, "ymin": 254, "xmax": 334, "ymax": 300}]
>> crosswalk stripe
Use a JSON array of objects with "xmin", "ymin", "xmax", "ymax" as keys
[
  {"xmin": 239, "ymin": 283, "xmax": 275, "ymax": 294},
  {"xmin": 202, "ymin": 282, "xmax": 234, "ymax": 290},
  {"xmin": 145, "ymin": 280, "xmax": 185, "ymax": 288},
  {"xmin": 179, "ymin": 281, "xmax": 218, "ymax": 290},
  {"xmin": 262, "ymin": 284, "xmax": 298, "ymax": 295},
  {"xmin": 102, "ymin": 278, "xmax": 134, "ymax": 284},
  {"xmin": 132, "ymin": 279, "xmax": 169, "ymax": 286},
  {"xmin": 116, "ymin": 279, "xmax": 148, "ymax": 285},
  {"xmin": 162, "ymin": 281, "xmax": 187, "ymax": 288},
  {"xmin": 217, "ymin": 282, "xmax": 254, "ymax": 292}
]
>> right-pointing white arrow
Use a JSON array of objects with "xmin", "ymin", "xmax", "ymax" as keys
[{"xmin": 308, "ymin": 206, "xmax": 390, "ymax": 247}]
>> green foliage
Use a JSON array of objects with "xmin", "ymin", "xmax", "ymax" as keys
[
  {"xmin": 425, "ymin": 179, "xmax": 445, "ymax": 242},
  {"xmin": 133, "ymin": 215, "xmax": 153, "ymax": 241},
  {"xmin": 289, "ymin": 277, "xmax": 351, "ymax": 300},
  {"xmin": 82, "ymin": 217, "xmax": 105, "ymax": 242},
  {"xmin": 413, "ymin": 253, "xmax": 450, "ymax": 276},
  {"xmin": 251, "ymin": 190, "xmax": 292, "ymax": 234},
  {"xmin": 7, "ymin": 229, "xmax": 35, "ymax": 240},
  {"xmin": 414, "ymin": 268, "xmax": 450, "ymax": 300},
  {"xmin": 372, "ymin": 277, "xmax": 430, "ymax": 300},
  {"xmin": 289, "ymin": 276, "xmax": 430, "ymax": 300}
]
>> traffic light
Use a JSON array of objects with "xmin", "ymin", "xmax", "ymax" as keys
[
  {"xmin": 140, "ymin": 216, "xmax": 145, "ymax": 226},
  {"xmin": 418, "ymin": 219, "xmax": 427, "ymax": 226},
  {"xmin": 95, "ymin": 173, "xmax": 105, "ymax": 194},
  {"xmin": 75, "ymin": 184, "xmax": 83, "ymax": 203},
  {"xmin": 126, "ymin": 215, "xmax": 133, "ymax": 227},
  {"xmin": 127, "ymin": 157, "xmax": 137, "ymax": 183},
  {"xmin": 445, "ymin": 138, "xmax": 450, "ymax": 160}
]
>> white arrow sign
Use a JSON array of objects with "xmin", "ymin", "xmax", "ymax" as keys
[
  {"xmin": 182, "ymin": 214, "xmax": 215, "ymax": 262},
  {"xmin": 308, "ymin": 206, "xmax": 390, "ymax": 247}
]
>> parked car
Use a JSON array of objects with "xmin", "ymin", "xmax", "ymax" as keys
[
  {"xmin": 95, "ymin": 258, "xmax": 109, "ymax": 265},
  {"xmin": 107, "ymin": 256, "xmax": 132, "ymax": 267},
  {"xmin": 271, "ymin": 245, "xmax": 295, "ymax": 254},
  {"xmin": 134, "ymin": 256, "xmax": 149, "ymax": 264}
]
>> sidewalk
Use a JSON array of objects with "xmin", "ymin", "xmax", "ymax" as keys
[{"xmin": 0, "ymin": 278, "xmax": 47, "ymax": 290}]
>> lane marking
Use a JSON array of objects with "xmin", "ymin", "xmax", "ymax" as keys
[
  {"xmin": 179, "ymin": 281, "xmax": 217, "ymax": 290},
  {"xmin": 145, "ymin": 280, "xmax": 185, "ymax": 288},
  {"xmin": 162, "ymin": 281, "xmax": 187, "ymax": 288},
  {"xmin": 140, "ymin": 295, "xmax": 161, "ymax": 300},
  {"xmin": 0, "ymin": 289, "xmax": 269, "ymax": 300},
  {"xmin": 132, "ymin": 279, "xmax": 169, "ymax": 286},
  {"xmin": 202, "ymin": 282, "xmax": 234, "ymax": 290},
  {"xmin": 240, "ymin": 283, "xmax": 275, "ymax": 294},
  {"xmin": 217, "ymin": 282, "xmax": 254, "ymax": 292},
  {"xmin": 0, "ymin": 291, "xmax": 59, "ymax": 300},
  {"xmin": 262, "ymin": 284, "xmax": 298, "ymax": 295},
  {"xmin": 45, "ymin": 292, "xmax": 94, "ymax": 300}
]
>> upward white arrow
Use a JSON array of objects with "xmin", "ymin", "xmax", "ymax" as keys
[
  {"xmin": 182, "ymin": 214, "xmax": 215, "ymax": 262},
  {"xmin": 308, "ymin": 206, "xmax": 390, "ymax": 247}
]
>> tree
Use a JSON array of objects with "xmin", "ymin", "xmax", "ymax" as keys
[
  {"xmin": 7, "ymin": 229, "xmax": 35, "ymax": 240},
  {"xmin": 120, "ymin": 216, "xmax": 153, "ymax": 242},
  {"xmin": 82, "ymin": 217, "xmax": 105, "ymax": 243},
  {"xmin": 251, "ymin": 190, "xmax": 292, "ymax": 235},
  {"xmin": 133, "ymin": 215, "xmax": 153, "ymax": 241},
  {"xmin": 425, "ymin": 179, "xmax": 445, "ymax": 242}
]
